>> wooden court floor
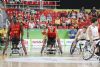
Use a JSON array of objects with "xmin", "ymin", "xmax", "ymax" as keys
[{"xmin": 0, "ymin": 52, "xmax": 100, "ymax": 67}]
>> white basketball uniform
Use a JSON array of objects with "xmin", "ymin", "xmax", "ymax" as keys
[
  {"xmin": 77, "ymin": 29, "xmax": 87, "ymax": 48},
  {"xmin": 77, "ymin": 29, "xmax": 87, "ymax": 40},
  {"xmin": 88, "ymin": 25, "xmax": 100, "ymax": 45}
]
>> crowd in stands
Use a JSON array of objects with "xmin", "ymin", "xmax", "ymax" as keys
[{"xmin": 4, "ymin": 7, "xmax": 100, "ymax": 29}]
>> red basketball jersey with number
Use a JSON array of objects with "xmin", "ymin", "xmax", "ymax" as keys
[
  {"xmin": 47, "ymin": 26, "xmax": 56, "ymax": 38},
  {"xmin": 10, "ymin": 22, "xmax": 21, "ymax": 39}
]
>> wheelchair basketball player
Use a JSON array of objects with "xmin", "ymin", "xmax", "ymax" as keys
[
  {"xmin": 3, "ymin": 18, "xmax": 27, "ymax": 56},
  {"xmin": 41, "ymin": 24, "xmax": 63, "ymax": 55}
]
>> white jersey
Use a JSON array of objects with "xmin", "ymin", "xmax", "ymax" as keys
[
  {"xmin": 78, "ymin": 29, "xmax": 87, "ymax": 40},
  {"xmin": 88, "ymin": 25, "xmax": 99, "ymax": 40}
]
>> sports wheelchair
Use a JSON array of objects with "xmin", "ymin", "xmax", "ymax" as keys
[
  {"xmin": 42, "ymin": 38, "xmax": 62, "ymax": 55},
  {"xmin": 9, "ymin": 40, "xmax": 23, "ymax": 56},
  {"xmin": 82, "ymin": 39, "xmax": 100, "ymax": 62},
  {"xmin": 70, "ymin": 39, "xmax": 87, "ymax": 55}
]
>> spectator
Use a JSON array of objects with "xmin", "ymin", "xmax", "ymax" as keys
[
  {"xmin": 61, "ymin": 17, "xmax": 66, "ymax": 28},
  {"xmin": 78, "ymin": 18, "xmax": 86, "ymax": 29},
  {"xmin": 67, "ymin": 11, "xmax": 71, "ymax": 18},
  {"xmin": 91, "ymin": 7, "xmax": 97, "ymax": 17},
  {"xmin": 15, "ymin": 0, "xmax": 21, "ymax": 3},
  {"xmin": 47, "ymin": 14, "xmax": 52, "ymax": 22},
  {"xmin": 80, "ymin": 6, "xmax": 85, "ymax": 13},
  {"xmin": 29, "ymin": 20, "xmax": 35, "ymax": 29},
  {"xmin": 71, "ymin": 10, "xmax": 77, "ymax": 19},
  {"xmin": 40, "ymin": 14, "xmax": 46, "ymax": 22},
  {"xmin": 91, "ymin": 7, "xmax": 96, "ymax": 14},
  {"xmin": 77, "ymin": 11, "xmax": 84, "ymax": 19},
  {"xmin": 65, "ymin": 18, "xmax": 72, "ymax": 29},
  {"xmin": 24, "ymin": 12, "xmax": 28, "ymax": 21},
  {"xmin": 55, "ymin": 17, "xmax": 61, "ymax": 28},
  {"xmin": 35, "ymin": 20, "xmax": 40, "ymax": 28},
  {"xmin": 71, "ymin": 18, "xmax": 78, "ymax": 27},
  {"xmin": 9, "ymin": 0, "xmax": 14, "ymax": 3}
]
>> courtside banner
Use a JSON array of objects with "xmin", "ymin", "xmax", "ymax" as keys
[
  {"xmin": 31, "ymin": 39, "xmax": 43, "ymax": 48},
  {"xmin": 31, "ymin": 39, "xmax": 74, "ymax": 46},
  {"xmin": 31, "ymin": 39, "xmax": 43, "ymax": 45},
  {"xmin": 23, "ymin": 39, "xmax": 74, "ymax": 51}
]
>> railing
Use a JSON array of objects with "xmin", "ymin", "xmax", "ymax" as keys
[{"xmin": 3, "ymin": 0, "xmax": 60, "ymax": 9}]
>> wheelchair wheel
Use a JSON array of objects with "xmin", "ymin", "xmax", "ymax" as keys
[
  {"xmin": 82, "ymin": 42, "xmax": 95, "ymax": 60},
  {"xmin": 70, "ymin": 41, "xmax": 77, "ymax": 55}
]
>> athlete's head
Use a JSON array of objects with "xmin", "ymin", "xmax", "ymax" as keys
[
  {"xmin": 83, "ymin": 26, "xmax": 87, "ymax": 33},
  {"xmin": 48, "ymin": 24, "xmax": 54, "ymax": 32},
  {"xmin": 91, "ymin": 17, "xmax": 98, "ymax": 26}
]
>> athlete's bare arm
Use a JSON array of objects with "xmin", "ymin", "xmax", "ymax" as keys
[
  {"xmin": 74, "ymin": 30, "xmax": 81, "ymax": 40},
  {"xmin": 56, "ymin": 30, "xmax": 59, "ymax": 40},
  {"xmin": 20, "ymin": 23, "xmax": 24, "ymax": 40}
]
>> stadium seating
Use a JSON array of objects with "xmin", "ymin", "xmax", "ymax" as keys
[{"xmin": 5, "ymin": 8, "xmax": 93, "ymax": 29}]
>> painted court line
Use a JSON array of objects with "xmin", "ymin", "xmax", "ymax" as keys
[{"xmin": 5, "ymin": 57, "xmax": 100, "ymax": 63}]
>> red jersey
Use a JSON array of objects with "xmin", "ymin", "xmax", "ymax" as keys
[
  {"xmin": 98, "ymin": 24, "xmax": 100, "ymax": 33},
  {"xmin": 10, "ymin": 22, "xmax": 21, "ymax": 39},
  {"xmin": 47, "ymin": 26, "xmax": 56, "ymax": 38}
]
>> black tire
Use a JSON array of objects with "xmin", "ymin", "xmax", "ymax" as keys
[
  {"xmin": 70, "ymin": 41, "xmax": 77, "ymax": 55},
  {"xmin": 82, "ymin": 43, "xmax": 95, "ymax": 60}
]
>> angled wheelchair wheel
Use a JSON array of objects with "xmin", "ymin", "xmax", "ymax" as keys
[
  {"xmin": 70, "ymin": 41, "xmax": 77, "ymax": 55},
  {"xmin": 82, "ymin": 42, "xmax": 95, "ymax": 60}
]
